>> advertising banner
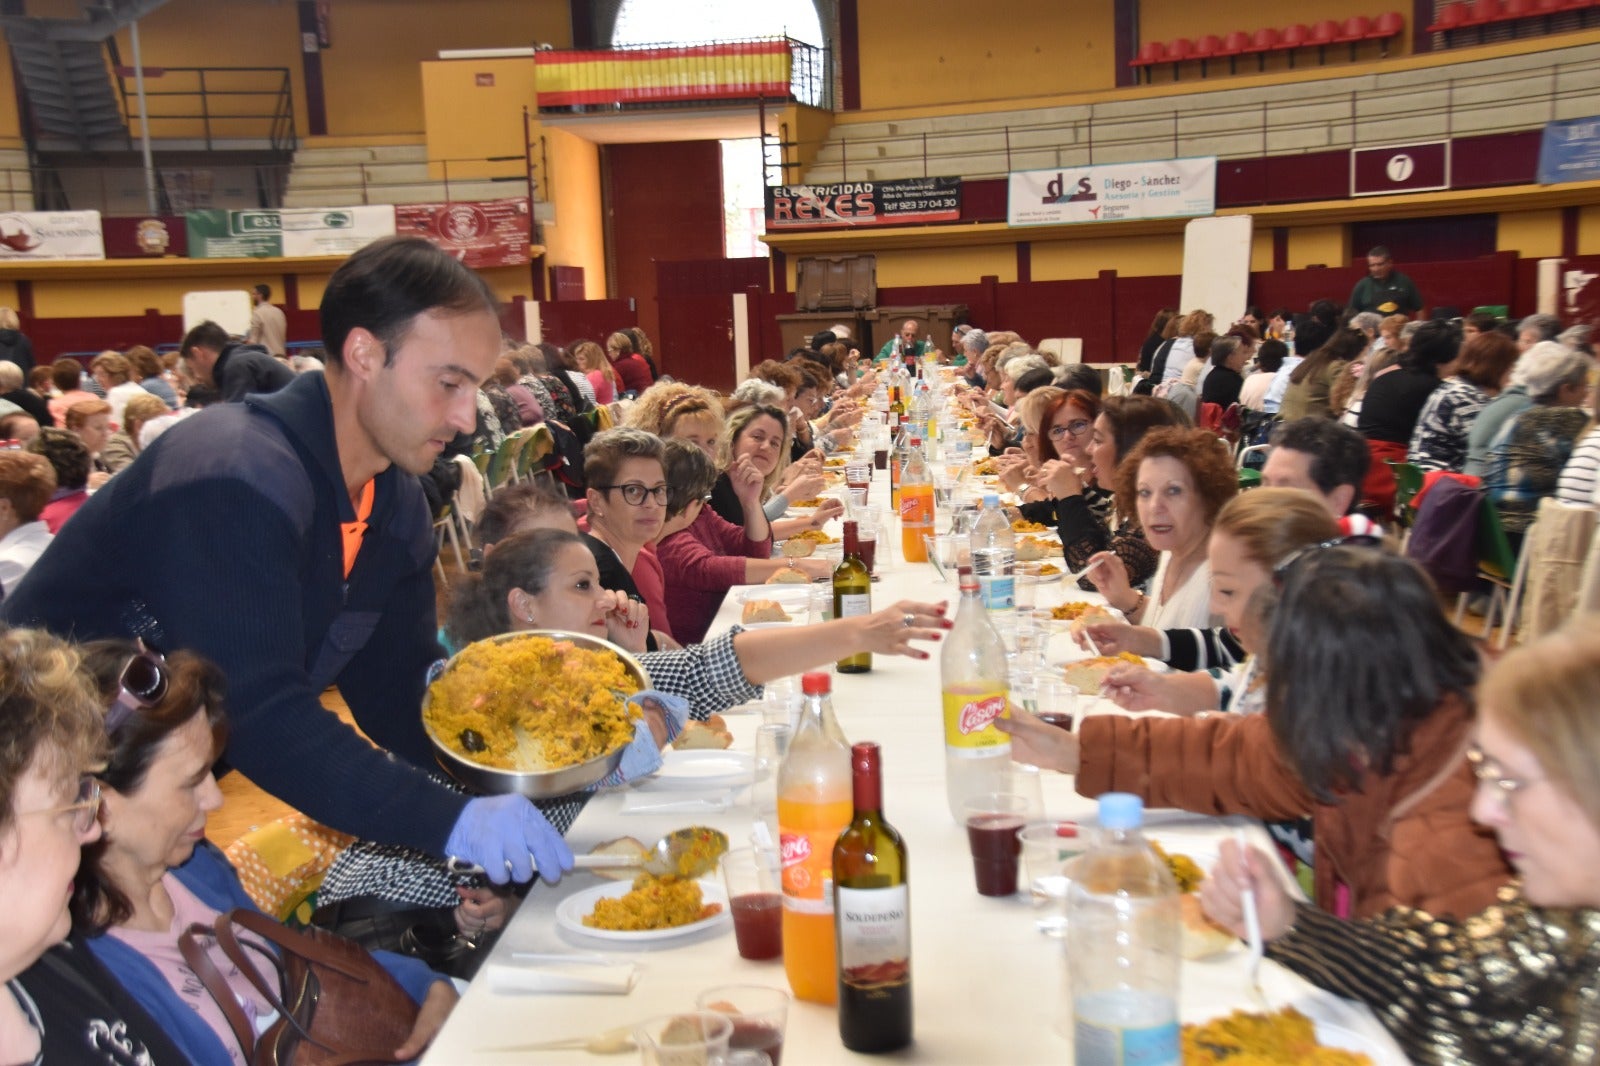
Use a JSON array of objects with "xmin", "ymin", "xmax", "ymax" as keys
[
  {"xmin": 1006, "ymin": 158, "xmax": 1215, "ymax": 227},
  {"xmin": 1538, "ymin": 116, "xmax": 1600, "ymax": 185},
  {"xmin": 0, "ymin": 210, "xmax": 104, "ymax": 260},
  {"xmin": 395, "ymin": 197, "xmax": 531, "ymax": 268},
  {"xmin": 102, "ymin": 216, "xmax": 187, "ymax": 258},
  {"xmin": 764, "ymin": 177, "xmax": 961, "ymax": 229},
  {"xmin": 186, "ymin": 205, "xmax": 394, "ymax": 258}
]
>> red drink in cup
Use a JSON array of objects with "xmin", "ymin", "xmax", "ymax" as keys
[
  {"xmin": 873, "ymin": 447, "xmax": 888, "ymax": 471},
  {"xmin": 729, "ymin": 1020, "xmax": 784, "ymax": 1066},
  {"xmin": 966, "ymin": 813, "xmax": 1025, "ymax": 896},
  {"xmin": 729, "ymin": 892, "xmax": 783, "ymax": 960},
  {"xmin": 1036, "ymin": 712, "xmax": 1074, "ymax": 731},
  {"xmin": 845, "ymin": 462, "xmax": 871, "ymax": 501},
  {"xmin": 856, "ymin": 531, "xmax": 877, "ymax": 574}
]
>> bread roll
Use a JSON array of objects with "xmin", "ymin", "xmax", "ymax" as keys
[
  {"xmin": 674, "ymin": 721, "xmax": 734, "ymax": 750},
  {"xmin": 741, "ymin": 599, "xmax": 792, "ymax": 624},
  {"xmin": 1179, "ymin": 893, "xmax": 1237, "ymax": 960},
  {"xmin": 766, "ymin": 566, "xmax": 812, "ymax": 584},
  {"xmin": 1061, "ymin": 652, "xmax": 1143, "ymax": 692},
  {"xmin": 780, "ymin": 538, "xmax": 816, "ymax": 558}
]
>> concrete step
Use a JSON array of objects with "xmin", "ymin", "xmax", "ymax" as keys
[
  {"xmin": 280, "ymin": 179, "xmax": 513, "ymax": 208},
  {"xmin": 291, "ymin": 143, "xmax": 428, "ymax": 167}
]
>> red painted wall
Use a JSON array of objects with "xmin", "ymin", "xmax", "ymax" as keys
[{"xmin": 603, "ymin": 140, "xmax": 726, "ymax": 379}]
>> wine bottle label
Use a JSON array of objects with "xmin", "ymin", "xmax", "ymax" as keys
[
  {"xmin": 941, "ymin": 687, "xmax": 1012, "ymax": 750},
  {"xmin": 837, "ymin": 592, "xmax": 870, "ymax": 619},
  {"xmin": 837, "ymin": 885, "xmax": 909, "ymax": 989}
]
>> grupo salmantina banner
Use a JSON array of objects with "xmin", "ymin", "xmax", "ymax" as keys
[
  {"xmin": 0, "ymin": 210, "xmax": 105, "ymax": 260},
  {"xmin": 1006, "ymin": 158, "xmax": 1216, "ymax": 226},
  {"xmin": 765, "ymin": 177, "xmax": 961, "ymax": 229},
  {"xmin": 395, "ymin": 197, "xmax": 531, "ymax": 269},
  {"xmin": 1538, "ymin": 116, "xmax": 1600, "ymax": 185},
  {"xmin": 185, "ymin": 206, "xmax": 395, "ymax": 258}
]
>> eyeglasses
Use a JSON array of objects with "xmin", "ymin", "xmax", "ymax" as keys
[
  {"xmin": 1047, "ymin": 419, "xmax": 1092, "ymax": 441},
  {"xmin": 1467, "ymin": 744, "xmax": 1543, "ymax": 800},
  {"xmin": 23, "ymin": 776, "xmax": 102, "ymax": 834},
  {"xmin": 1271, "ymin": 533, "xmax": 1384, "ymax": 585},
  {"xmin": 596, "ymin": 482, "xmax": 668, "ymax": 506},
  {"xmin": 104, "ymin": 642, "xmax": 170, "ymax": 734}
]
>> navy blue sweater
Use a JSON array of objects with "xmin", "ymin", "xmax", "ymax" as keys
[{"xmin": 2, "ymin": 373, "xmax": 468, "ymax": 852}]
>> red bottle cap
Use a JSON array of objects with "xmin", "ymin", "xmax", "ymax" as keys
[{"xmin": 801, "ymin": 671, "xmax": 832, "ymax": 695}]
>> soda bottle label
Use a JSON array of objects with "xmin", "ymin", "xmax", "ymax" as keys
[
  {"xmin": 941, "ymin": 688, "xmax": 1010, "ymax": 749},
  {"xmin": 837, "ymin": 885, "xmax": 910, "ymax": 987},
  {"xmin": 899, "ymin": 487, "xmax": 932, "ymax": 529},
  {"xmin": 781, "ymin": 828, "xmax": 837, "ymax": 914}
]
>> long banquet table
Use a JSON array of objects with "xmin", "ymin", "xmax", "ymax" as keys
[{"xmin": 424, "ymin": 472, "xmax": 1409, "ymax": 1064}]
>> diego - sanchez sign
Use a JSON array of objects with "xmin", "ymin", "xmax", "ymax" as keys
[
  {"xmin": 0, "ymin": 210, "xmax": 105, "ymax": 260},
  {"xmin": 1007, "ymin": 158, "xmax": 1215, "ymax": 227}
]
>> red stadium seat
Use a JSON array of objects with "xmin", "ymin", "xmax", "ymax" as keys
[
  {"xmin": 1339, "ymin": 15, "xmax": 1371, "ymax": 59},
  {"xmin": 1248, "ymin": 26, "xmax": 1280, "ymax": 71},
  {"xmin": 1220, "ymin": 30, "xmax": 1250, "ymax": 73},
  {"xmin": 1310, "ymin": 19, "xmax": 1340, "ymax": 63},
  {"xmin": 1428, "ymin": 2, "xmax": 1469, "ymax": 33},
  {"xmin": 1131, "ymin": 40, "xmax": 1166, "ymax": 83},
  {"xmin": 1466, "ymin": 0, "xmax": 1504, "ymax": 22},
  {"xmin": 1280, "ymin": 23, "xmax": 1310, "ymax": 67},
  {"xmin": 1369, "ymin": 11, "xmax": 1405, "ymax": 54},
  {"xmin": 1192, "ymin": 34, "xmax": 1222, "ymax": 75}
]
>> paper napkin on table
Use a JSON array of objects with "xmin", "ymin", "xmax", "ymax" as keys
[{"xmin": 486, "ymin": 959, "xmax": 638, "ymax": 994}]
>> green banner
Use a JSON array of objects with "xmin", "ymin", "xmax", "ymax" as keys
[{"xmin": 185, "ymin": 206, "xmax": 395, "ymax": 259}]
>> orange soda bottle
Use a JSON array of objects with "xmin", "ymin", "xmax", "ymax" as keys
[{"xmin": 899, "ymin": 433, "xmax": 934, "ymax": 563}]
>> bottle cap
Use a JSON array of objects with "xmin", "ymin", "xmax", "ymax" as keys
[
  {"xmin": 983, "ymin": 493, "xmax": 999, "ymax": 507},
  {"xmin": 801, "ymin": 671, "xmax": 832, "ymax": 696},
  {"xmin": 1098, "ymin": 792, "xmax": 1144, "ymax": 830},
  {"xmin": 851, "ymin": 741, "xmax": 880, "ymax": 772}
]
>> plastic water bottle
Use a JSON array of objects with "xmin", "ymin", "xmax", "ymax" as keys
[
  {"xmin": 939, "ymin": 566, "xmax": 1013, "ymax": 823},
  {"xmin": 1067, "ymin": 794, "xmax": 1180, "ymax": 1066},
  {"xmin": 970, "ymin": 493, "xmax": 1016, "ymax": 611}
]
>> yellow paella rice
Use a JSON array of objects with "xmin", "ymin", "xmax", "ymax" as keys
[
  {"xmin": 1149, "ymin": 841, "xmax": 1205, "ymax": 893},
  {"xmin": 1181, "ymin": 1007, "xmax": 1372, "ymax": 1065},
  {"xmin": 584, "ymin": 874, "xmax": 722, "ymax": 932},
  {"xmin": 791, "ymin": 528, "xmax": 839, "ymax": 544},
  {"xmin": 1011, "ymin": 518, "xmax": 1049, "ymax": 533},
  {"xmin": 424, "ymin": 636, "xmax": 641, "ymax": 771}
]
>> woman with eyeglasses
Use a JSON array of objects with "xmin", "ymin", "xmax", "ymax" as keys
[
  {"xmin": 1200, "ymin": 620, "xmax": 1600, "ymax": 1066},
  {"xmin": 657, "ymin": 439, "xmax": 833, "ymax": 643},
  {"xmin": 998, "ymin": 546, "xmax": 1514, "ymax": 920},
  {"xmin": 69, "ymin": 642, "xmax": 455, "ymax": 1065},
  {"xmin": 1052, "ymin": 394, "xmax": 1186, "ymax": 592},
  {"xmin": 0, "ymin": 628, "xmax": 186, "ymax": 1065},
  {"xmin": 707, "ymin": 405, "xmax": 843, "ymax": 543},
  {"xmin": 582, "ymin": 428, "xmax": 676, "ymax": 643}
]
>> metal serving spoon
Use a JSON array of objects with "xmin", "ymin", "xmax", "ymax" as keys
[{"xmin": 570, "ymin": 825, "xmax": 730, "ymax": 879}]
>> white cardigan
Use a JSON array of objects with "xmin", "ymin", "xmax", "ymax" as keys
[{"xmin": 1143, "ymin": 552, "xmax": 1214, "ymax": 631}]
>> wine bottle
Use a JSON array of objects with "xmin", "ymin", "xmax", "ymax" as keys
[
  {"xmin": 833, "ymin": 521, "xmax": 872, "ymax": 674},
  {"xmin": 833, "ymin": 742, "xmax": 912, "ymax": 1053}
]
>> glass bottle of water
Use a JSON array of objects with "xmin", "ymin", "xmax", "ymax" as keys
[{"xmin": 1067, "ymin": 793, "xmax": 1180, "ymax": 1066}]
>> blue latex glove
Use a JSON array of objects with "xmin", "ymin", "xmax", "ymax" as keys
[{"xmin": 445, "ymin": 794, "xmax": 574, "ymax": 885}]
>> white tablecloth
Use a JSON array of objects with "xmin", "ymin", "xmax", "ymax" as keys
[{"xmin": 424, "ymin": 468, "xmax": 1409, "ymax": 1064}]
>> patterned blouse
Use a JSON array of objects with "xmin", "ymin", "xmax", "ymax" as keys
[
  {"xmin": 1483, "ymin": 406, "xmax": 1590, "ymax": 534},
  {"xmin": 1409, "ymin": 377, "xmax": 1491, "ymax": 473}
]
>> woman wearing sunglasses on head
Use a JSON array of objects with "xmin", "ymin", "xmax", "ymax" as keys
[
  {"xmin": 997, "ymin": 546, "xmax": 1514, "ymax": 920},
  {"xmin": 1201, "ymin": 620, "xmax": 1600, "ymax": 1066},
  {"xmin": 69, "ymin": 642, "xmax": 457, "ymax": 1066},
  {"xmin": 0, "ymin": 628, "xmax": 185, "ymax": 1066}
]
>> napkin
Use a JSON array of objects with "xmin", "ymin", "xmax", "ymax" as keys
[
  {"xmin": 619, "ymin": 790, "xmax": 735, "ymax": 815},
  {"xmin": 486, "ymin": 959, "xmax": 639, "ymax": 994}
]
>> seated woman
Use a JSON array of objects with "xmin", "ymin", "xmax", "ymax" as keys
[
  {"xmin": 1087, "ymin": 426, "xmax": 1238, "ymax": 631},
  {"xmin": 0, "ymin": 451, "xmax": 56, "ymax": 596},
  {"xmin": 101, "ymin": 393, "xmax": 169, "ymax": 475},
  {"xmin": 998, "ymin": 546, "xmax": 1513, "ymax": 920},
  {"xmin": 73, "ymin": 641, "xmax": 455, "ymax": 1065},
  {"xmin": 2, "ymin": 628, "xmax": 193, "ymax": 1065},
  {"xmin": 582, "ymin": 428, "xmax": 674, "ymax": 642},
  {"xmin": 573, "ymin": 340, "xmax": 617, "ymax": 406},
  {"xmin": 657, "ymin": 439, "xmax": 831, "ymax": 643},
  {"xmin": 626, "ymin": 382, "xmax": 726, "ymax": 458},
  {"xmin": 1080, "ymin": 488, "xmax": 1341, "ymax": 715},
  {"xmin": 447, "ymin": 527, "xmax": 948, "ymax": 718},
  {"xmin": 605, "ymin": 331, "xmax": 653, "ymax": 397},
  {"xmin": 1277, "ymin": 325, "xmax": 1365, "ymax": 421},
  {"xmin": 1004, "ymin": 387, "xmax": 1109, "ymax": 532},
  {"xmin": 1201, "ymin": 619, "xmax": 1600, "ymax": 1066},
  {"xmin": 1482, "ymin": 341, "xmax": 1593, "ymax": 543},
  {"xmin": 707, "ymin": 405, "xmax": 841, "ymax": 541},
  {"xmin": 1409, "ymin": 329, "xmax": 1518, "ymax": 473},
  {"xmin": 1055, "ymin": 395, "xmax": 1185, "ymax": 592},
  {"xmin": 63, "ymin": 399, "xmax": 112, "ymax": 489},
  {"xmin": 27, "ymin": 428, "xmax": 91, "ymax": 533}
]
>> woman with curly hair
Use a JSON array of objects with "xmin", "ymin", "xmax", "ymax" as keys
[
  {"xmin": 1087, "ymin": 425, "xmax": 1238, "ymax": 630},
  {"xmin": 573, "ymin": 340, "xmax": 617, "ymax": 405},
  {"xmin": 625, "ymin": 382, "xmax": 726, "ymax": 458}
]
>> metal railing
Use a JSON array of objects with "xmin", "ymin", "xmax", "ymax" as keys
[
  {"xmin": 537, "ymin": 36, "xmax": 831, "ymax": 113},
  {"xmin": 778, "ymin": 55, "xmax": 1599, "ymax": 187},
  {"xmin": 114, "ymin": 65, "xmax": 297, "ymax": 152}
]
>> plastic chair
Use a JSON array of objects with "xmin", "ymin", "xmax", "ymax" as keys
[
  {"xmin": 513, "ymin": 424, "xmax": 556, "ymax": 482},
  {"xmin": 433, "ymin": 501, "xmax": 467, "ymax": 586},
  {"xmin": 1452, "ymin": 496, "xmax": 1532, "ymax": 650},
  {"xmin": 1193, "ymin": 34, "xmax": 1222, "ymax": 75},
  {"xmin": 1468, "ymin": 0, "xmax": 1506, "ymax": 22},
  {"xmin": 1131, "ymin": 40, "xmax": 1167, "ymax": 82},
  {"xmin": 1428, "ymin": 1, "xmax": 1469, "ymax": 34},
  {"xmin": 1167, "ymin": 36, "xmax": 1195, "ymax": 80},
  {"xmin": 1249, "ymin": 26, "xmax": 1281, "ymax": 70},
  {"xmin": 1280, "ymin": 23, "xmax": 1310, "ymax": 66},
  {"xmin": 1339, "ymin": 15, "xmax": 1371, "ymax": 58},
  {"xmin": 1385, "ymin": 460, "xmax": 1425, "ymax": 546},
  {"xmin": 1369, "ymin": 11, "xmax": 1405, "ymax": 54},
  {"xmin": 486, "ymin": 431, "xmax": 527, "ymax": 490},
  {"xmin": 1310, "ymin": 19, "xmax": 1340, "ymax": 63}
]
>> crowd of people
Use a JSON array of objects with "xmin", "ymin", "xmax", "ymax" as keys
[{"xmin": 0, "ymin": 234, "xmax": 1598, "ymax": 1064}]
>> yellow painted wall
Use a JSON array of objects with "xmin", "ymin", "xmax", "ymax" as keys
[
  {"xmin": 779, "ymin": 104, "xmax": 835, "ymax": 184},
  {"xmin": 421, "ymin": 58, "xmax": 538, "ymax": 180},
  {"xmin": 877, "ymin": 244, "xmax": 1017, "ymax": 287},
  {"xmin": 31, "ymin": 278, "xmax": 191, "ymax": 317},
  {"xmin": 1286, "ymin": 224, "xmax": 1346, "ymax": 269},
  {"xmin": 0, "ymin": 33, "xmax": 20, "ymax": 146},
  {"xmin": 855, "ymin": 0, "xmax": 1117, "ymax": 111},
  {"xmin": 1497, "ymin": 209, "xmax": 1564, "ymax": 259},
  {"xmin": 1032, "ymin": 233, "xmax": 1183, "ymax": 280},
  {"xmin": 1250, "ymin": 228, "xmax": 1274, "ymax": 272},
  {"xmin": 1580, "ymin": 206, "xmax": 1600, "ymax": 256},
  {"xmin": 538, "ymin": 127, "xmax": 605, "ymax": 298}
]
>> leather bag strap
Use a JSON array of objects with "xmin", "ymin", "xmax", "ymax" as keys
[{"xmin": 179, "ymin": 922, "xmax": 259, "ymax": 1059}]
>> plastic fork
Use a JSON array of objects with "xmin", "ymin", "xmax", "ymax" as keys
[{"xmin": 1234, "ymin": 827, "xmax": 1269, "ymax": 1010}]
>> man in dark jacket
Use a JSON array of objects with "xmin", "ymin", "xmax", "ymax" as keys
[
  {"xmin": 4, "ymin": 237, "xmax": 572, "ymax": 885},
  {"xmin": 179, "ymin": 319, "xmax": 295, "ymax": 402}
]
